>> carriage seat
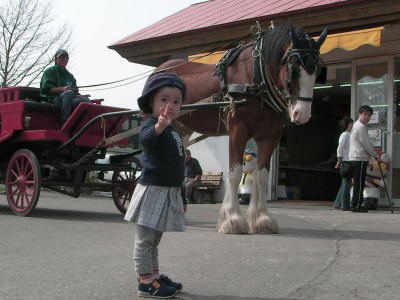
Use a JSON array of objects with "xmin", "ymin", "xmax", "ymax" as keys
[
  {"xmin": 24, "ymin": 100, "xmax": 60, "ymax": 114},
  {"xmin": 23, "ymin": 98, "xmax": 103, "ymax": 115}
]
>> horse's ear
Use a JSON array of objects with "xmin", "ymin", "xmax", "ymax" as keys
[
  {"xmin": 316, "ymin": 66, "xmax": 327, "ymax": 84},
  {"xmin": 290, "ymin": 24, "xmax": 298, "ymax": 43},
  {"xmin": 316, "ymin": 27, "xmax": 328, "ymax": 48}
]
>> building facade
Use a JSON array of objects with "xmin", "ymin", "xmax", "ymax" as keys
[{"xmin": 110, "ymin": 0, "xmax": 400, "ymax": 204}]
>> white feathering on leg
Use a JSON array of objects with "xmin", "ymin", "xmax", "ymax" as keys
[
  {"xmin": 217, "ymin": 165, "xmax": 248, "ymax": 234},
  {"xmin": 247, "ymin": 168, "xmax": 279, "ymax": 234}
]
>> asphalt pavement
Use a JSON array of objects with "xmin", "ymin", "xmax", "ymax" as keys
[{"xmin": 0, "ymin": 191, "xmax": 399, "ymax": 300}]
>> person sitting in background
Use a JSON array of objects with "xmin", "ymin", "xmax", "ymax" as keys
[
  {"xmin": 40, "ymin": 49, "xmax": 91, "ymax": 123},
  {"xmin": 183, "ymin": 149, "xmax": 202, "ymax": 204}
]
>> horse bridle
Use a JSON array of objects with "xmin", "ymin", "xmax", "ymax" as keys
[{"xmin": 281, "ymin": 47, "xmax": 322, "ymax": 103}]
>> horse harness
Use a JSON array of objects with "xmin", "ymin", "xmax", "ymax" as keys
[{"xmin": 214, "ymin": 29, "xmax": 321, "ymax": 113}]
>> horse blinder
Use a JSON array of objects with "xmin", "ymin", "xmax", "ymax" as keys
[{"xmin": 283, "ymin": 50, "xmax": 322, "ymax": 103}]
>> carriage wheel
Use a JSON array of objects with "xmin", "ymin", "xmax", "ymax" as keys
[
  {"xmin": 5, "ymin": 149, "xmax": 41, "ymax": 216},
  {"xmin": 112, "ymin": 170, "xmax": 136, "ymax": 214}
]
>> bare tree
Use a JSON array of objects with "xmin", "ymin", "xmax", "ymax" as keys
[{"xmin": 0, "ymin": 0, "xmax": 72, "ymax": 87}]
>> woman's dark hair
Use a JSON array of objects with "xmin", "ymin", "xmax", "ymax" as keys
[{"xmin": 339, "ymin": 116, "xmax": 354, "ymax": 132}]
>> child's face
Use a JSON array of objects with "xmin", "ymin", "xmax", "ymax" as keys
[{"xmin": 151, "ymin": 86, "xmax": 183, "ymax": 119}]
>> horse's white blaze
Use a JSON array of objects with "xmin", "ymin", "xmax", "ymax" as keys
[{"xmin": 289, "ymin": 67, "xmax": 316, "ymax": 124}]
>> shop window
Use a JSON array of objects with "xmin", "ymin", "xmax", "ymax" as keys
[
  {"xmin": 393, "ymin": 58, "xmax": 400, "ymax": 199},
  {"xmin": 395, "ymin": 58, "xmax": 400, "ymax": 119},
  {"xmin": 356, "ymin": 62, "xmax": 388, "ymax": 152},
  {"xmin": 279, "ymin": 63, "xmax": 351, "ymax": 200}
]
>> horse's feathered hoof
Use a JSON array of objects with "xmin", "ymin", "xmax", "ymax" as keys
[
  {"xmin": 248, "ymin": 211, "xmax": 279, "ymax": 234},
  {"xmin": 217, "ymin": 215, "xmax": 249, "ymax": 234},
  {"xmin": 217, "ymin": 205, "xmax": 248, "ymax": 234}
]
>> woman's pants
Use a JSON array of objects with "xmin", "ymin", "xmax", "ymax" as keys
[{"xmin": 334, "ymin": 177, "xmax": 351, "ymax": 209}]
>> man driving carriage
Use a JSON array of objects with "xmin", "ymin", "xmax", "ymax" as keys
[{"xmin": 40, "ymin": 49, "xmax": 91, "ymax": 123}]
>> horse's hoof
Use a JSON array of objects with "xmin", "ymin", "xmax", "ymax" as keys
[
  {"xmin": 217, "ymin": 203, "xmax": 248, "ymax": 234},
  {"xmin": 217, "ymin": 216, "xmax": 249, "ymax": 234},
  {"xmin": 217, "ymin": 224, "xmax": 248, "ymax": 234},
  {"xmin": 248, "ymin": 214, "xmax": 279, "ymax": 234}
]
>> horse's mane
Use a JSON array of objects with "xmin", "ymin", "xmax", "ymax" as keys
[{"xmin": 262, "ymin": 24, "xmax": 304, "ymax": 72}]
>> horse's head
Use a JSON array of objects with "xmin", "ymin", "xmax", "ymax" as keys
[{"xmin": 281, "ymin": 26, "xmax": 328, "ymax": 124}]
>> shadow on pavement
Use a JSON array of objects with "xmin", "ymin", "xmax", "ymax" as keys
[
  {"xmin": 0, "ymin": 204, "xmax": 125, "ymax": 224},
  {"xmin": 282, "ymin": 226, "xmax": 400, "ymax": 242},
  {"xmin": 177, "ymin": 294, "xmax": 289, "ymax": 300},
  {"xmin": 2, "ymin": 203, "xmax": 398, "ymax": 242},
  {"xmin": 186, "ymin": 219, "xmax": 217, "ymax": 229}
]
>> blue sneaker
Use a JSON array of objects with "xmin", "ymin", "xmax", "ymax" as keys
[
  {"xmin": 158, "ymin": 274, "xmax": 183, "ymax": 292},
  {"xmin": 138, "ymin": 278, "xmax": 177, "ymax": 298}
]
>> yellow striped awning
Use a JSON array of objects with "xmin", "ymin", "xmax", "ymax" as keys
[
  {"xmin": 189, "ymin": 27, "xmax": 383, "ymax": 64},
  {"xmin": 320, "ymin": 26, "xmax": 383, "ymax": 54}
]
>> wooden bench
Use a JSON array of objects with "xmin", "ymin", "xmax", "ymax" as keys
[{"xmin": 192, "ymin": 171, "xmax": 223, "ymax": 204}]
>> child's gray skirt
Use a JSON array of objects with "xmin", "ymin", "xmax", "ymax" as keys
[{"xmin": 124, "ymin": 183, "xmax": 185, "ymax": 232}]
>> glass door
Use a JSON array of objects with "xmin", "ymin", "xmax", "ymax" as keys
[
  {"xmin": 393, "ymin": 58, "xmax": 400, "ymax": 201},
  {"xmin": 353, "ymin": 58, "xmax": 395, "ymax": 201}
]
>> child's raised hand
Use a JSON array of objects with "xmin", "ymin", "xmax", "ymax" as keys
[
  {"xmin": 158, "ymin": 104, "xmax": 172, "ymax": 126},
  {"xmin": 154, "ymin": 104, "xmax": 172, "ymax": 135}
]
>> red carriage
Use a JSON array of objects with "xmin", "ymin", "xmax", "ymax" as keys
[{"xmin": 0, "ymin": 86, "xmax": 141, "ymax": 216}]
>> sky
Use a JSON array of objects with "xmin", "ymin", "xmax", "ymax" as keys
[{"xmin": 46, "ymin": 0, "xmax": 200, "ymax": 110}]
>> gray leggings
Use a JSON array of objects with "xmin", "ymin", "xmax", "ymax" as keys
[{"xmin": 134, "ymin": 225, "xmax": 163, "ymax": 275}]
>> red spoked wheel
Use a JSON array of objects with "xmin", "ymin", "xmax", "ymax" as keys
[
  {"xmin": 112, "ymin": 170, "xmax": 136, "ymax": 214},
  {"xmin": 6, "ymin": 149, "xmax": 41, "ymax": 216}
]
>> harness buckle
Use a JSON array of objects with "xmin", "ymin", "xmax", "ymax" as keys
[{"xmin": 252, "ymin": 48, "xmax": 260, "ymax": 58}]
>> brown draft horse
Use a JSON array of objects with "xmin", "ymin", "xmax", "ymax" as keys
[{"xmin": 157, "ymin": 24, "xmax": 327, "ymax": 234}]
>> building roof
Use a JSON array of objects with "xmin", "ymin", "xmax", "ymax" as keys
[
  {"xmin": 109, "ymin": 0, "xmax": 400, "ymax": 66},
  {"xmin": 111, "ymin": 0, "xmax": 351, "ymax": 47}
]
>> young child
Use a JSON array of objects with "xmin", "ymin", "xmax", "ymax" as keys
[{"xmin": 125, "ymin": 72, "xmax": 187, "ymax": 299}]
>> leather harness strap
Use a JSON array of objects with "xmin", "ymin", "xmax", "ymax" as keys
[
  {"xmin": 215, "ymin": 45, "xmax": 247, "ymax": 91},
  {"xmin": 214, "ymin": 34, "xmax": 288, "ymax": 113}
]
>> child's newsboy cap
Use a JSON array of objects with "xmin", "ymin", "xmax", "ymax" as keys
[{"xmin": 138, "ymin": 72, "xmax": 187, "ymax": 114}]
